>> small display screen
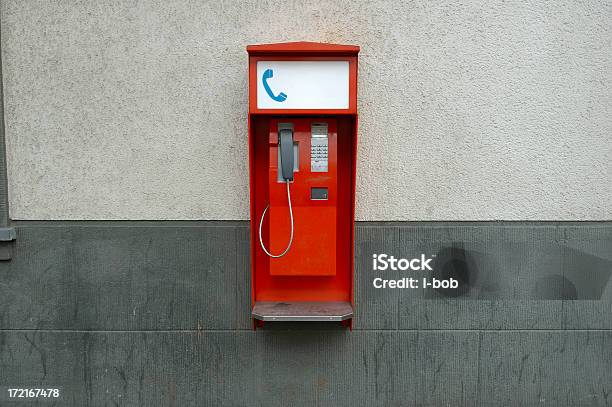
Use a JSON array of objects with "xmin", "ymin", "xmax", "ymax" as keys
[{"xmin": 311, "ymin": 187, "xmax": 329, "ymax": 200}]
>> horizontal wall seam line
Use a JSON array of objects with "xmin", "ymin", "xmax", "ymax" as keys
[
  {"xmin": 10, "ymin": 220, "xmax": 612, "ymax": 227},
  {"xmin": 1, "ymin": 329, "xmax": 612, "ymax": 333},
  {"xmin": 10, "ymin": 222, "xmax": 250, "ymax": 228}
]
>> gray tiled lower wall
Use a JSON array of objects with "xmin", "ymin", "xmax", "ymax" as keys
[
  {"xmin": 0, "ymin": 331, "xmax": 610, "ymax": 406},
  {"xmin": 0, "ymin": 221, "xmax": 610, "ymax": 406}
]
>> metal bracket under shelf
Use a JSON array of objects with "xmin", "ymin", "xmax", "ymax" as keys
[
  {"xmin": 0, "ymin": 227, "xmax": 16, "ymax": 261},
  {"xmin": 0, "ymin": 227, "xmax": 16, "ymax": 242}
]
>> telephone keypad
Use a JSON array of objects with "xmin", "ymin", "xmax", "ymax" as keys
[
  {"xmin": 311, "ymin": 138, "xmax": 328, "ymax": 172},
  {"xmin": 311, "ymin": 122, "xmax": 329, "ymax": 173}
]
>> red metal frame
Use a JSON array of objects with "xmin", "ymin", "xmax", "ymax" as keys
[
  {"xmin": 247, "ymin": 42, "xmax": 359, "ymax": 328},
  {"xmin": 247, "ymin": 41, "xmax": 360, "ymax": 55}
]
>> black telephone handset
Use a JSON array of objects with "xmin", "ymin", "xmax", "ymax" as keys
[{"xmin": 278, "ymin": 125, "xmax": 294, "ymax": 181}]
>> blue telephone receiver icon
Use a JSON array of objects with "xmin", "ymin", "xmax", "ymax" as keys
[{"xmin": 262, "ymin": 69, "xmax": 287, "ymax": 102}]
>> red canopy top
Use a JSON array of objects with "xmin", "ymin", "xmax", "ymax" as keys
[{"xmin": 247, "ymin": 41, "xmax": 360, "ymax": 56}]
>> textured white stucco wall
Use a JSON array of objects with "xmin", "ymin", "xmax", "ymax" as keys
[{"xmin": 1, "ymin": 1, "xmax": 610, "ymax": 220}]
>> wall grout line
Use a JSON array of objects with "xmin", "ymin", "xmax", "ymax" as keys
[
  {"xmin": 0, "ymin": 13, "xmax": 10, "ymax": 226},
  {"xmin": 1, "ymin": 329, "xmax": 612, "ymax": 333}
]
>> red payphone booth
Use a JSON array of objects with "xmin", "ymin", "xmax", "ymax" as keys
[{"xmin": 247, "ymin": 42, "xmax": 359, "ymax": 327}]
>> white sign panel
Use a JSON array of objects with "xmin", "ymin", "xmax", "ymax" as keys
[{"xmin": 256, "ymin": 61, "xmax": 349, "ymax": 109}]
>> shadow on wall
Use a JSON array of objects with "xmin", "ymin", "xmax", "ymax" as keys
[{"xmin": 426, "ymin": 243, "xmax": 612, "ymax": 300}]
